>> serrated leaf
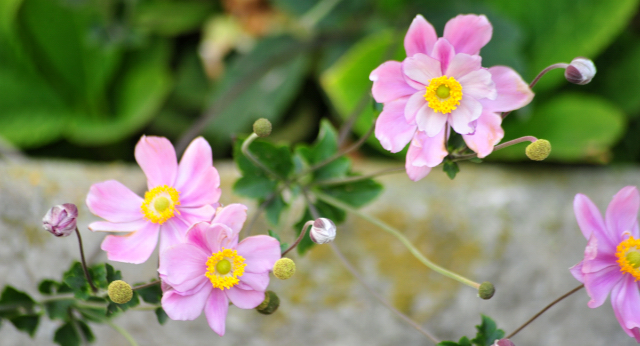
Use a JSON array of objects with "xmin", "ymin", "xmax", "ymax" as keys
[
  {"xmin": 136, "ymin": 282, "xmax": 162, "ymax": 305},
  {"xmin": 233, "ymin": 175, "xmax": 278, "ymax": 199},
  {"xmin": 89, "ymin": 263, "xmax": 108, "ymax": 290},
  {"xmin": 321, "ymin": 179, "xmax": 383, "ymax": 208},
  {"xmin": 0, "ymin": 286, "xmax": 36, "ymax": 318},
  {"xmin": 54, "ymin": 322, "xmax": 80, "ymax": 346},
  {"xmin": 43, "ymin": 299, "xmax": 74, "ymax": 321},
  {"xmin": 9, "ymin": 314, "xmax": 39, "ymax": 338},
  {"xmin": 77, "ymin": 320, "xmax": 95, "ymax": 343},
  {"xmin": 155, "ymin": 307, "xmax": 168, "ymax": 325},
  {"xmin": 437, "ymin": 336, "xmax": 473, "ymax": 346},
  {"xmin": 443, "ymin": 160, "xmax": 460, "ymax": 180},
  {"xmin": 105, "ymin": 263, "xmax": 122, "ymax": 283},
  {"xmin": 233, "ymin": 137, "xmax": 294, "ymax": 179},
  {"xmin": 63, "ymin": 262, "xmax": 91, "ymax": 300},
  {"xmin": 471, "ymin": 315, "xmax": 505, "ymax": 346}
]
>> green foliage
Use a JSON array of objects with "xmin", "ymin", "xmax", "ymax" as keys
[
  {"xmin": 136, "ymin": 282, "xmax": 163, "ymax": 305},
  {"xmin": 155, "ymin": 307, "xmax": 168, "ymax": 325},
  {"xmin": 268, "ymin": 230, "xmax": 290, "ymax": 254},
  {"xmin": 443, "ymin": 159, "xmax": 460, "ymax": 180},
  {"xmin": 0, "ymin": 286, "xmax": 39, "ymax": 337},
  {"xmin": 437, "ymin": 315, "xmax": 505, "ymax": 346}
]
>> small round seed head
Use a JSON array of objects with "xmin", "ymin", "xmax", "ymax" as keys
[
  {"xmin": 478, "ymin": 281, "xmax": 495, "ymax": 300},
  {"xmin": 273, "ymin": 258, "xmax": 296, "ymax": 280},
  {"xmin": 108, "ymin": 280, "xmax": 133, "ymax": 304},
  {"xmin": 525, "ymin": 139, "xmax": 551, "ymax": 161},
  {"xmin": 253, "ymin": 118, "xmax": 272, "ymax": 137}
]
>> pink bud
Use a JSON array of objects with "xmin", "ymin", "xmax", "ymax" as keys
[
  {"xmin": 565, "ymin": 57, "xmax": 596, "ymax": 85},
  {"xmin": 310, "ymin": 218, "xmax": 336, "ymax": 244},
  {"xmin": 492, "ymin": 339, "xmax": 515, "ymax": 346},
  {"xmin": 43, "ymin": 203, "xmax": 78, "ymax": 237}
]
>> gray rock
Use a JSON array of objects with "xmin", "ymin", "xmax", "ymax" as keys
[{"xmin": 0, "ymin": 159, "xmax": 637, "ymax": 345}]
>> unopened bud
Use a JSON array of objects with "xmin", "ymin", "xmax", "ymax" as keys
[
  {"xmin": 478, "ymin": 281, "xmax": 495, "ymax": 300},
  {"xmin": 525, "ymin": 139, "xmax": 551, "ymax": 161},
  {"xmin": 565, "ymin": 57, "xmax": 596, "ymax": 85},
  {"xmin": 43, "ymin": 203, "xmax": 78, "ymax": 237},
  {"xmin": 108, "ymin": 280, "xmax": 133, "ymax": 304},
  {"xmin": 310, "ymin": 218, "xmax": 336, "ymax": 244},
  {"xmin": 253, "ymin": 118, "xmax": 272, "ymax": 137},
  {"xmin": 492, "ymin": 339, "xmax": 515, "ymax": 346},
  {"xmin": 256, "ymin": 290, "xmax": 280, "ymax": 315},
  {"xmin": 273, "ymin": 258, "xmax": 295, "ymax": 280}
]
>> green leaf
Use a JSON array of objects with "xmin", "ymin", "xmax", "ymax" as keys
[
  {"xmin": 76, "ymin": 305, "xmax": 108, "ymax": 323},
  {"xmin": 443, "ymin": 160, "xmax": 460, "ymax": 180},
  {"xmin": 155, "ymin": 307, "xmax": 168, "ymax": 325},
  {"xmin": 77, "ymin": 320, "xmax": 95, "ymax": 343},
  {"xmin": 54, "ymin": 322, "xmax": 80, "ymax": 346},
  {"xmin": 492, "ymin": 93, "xmax": 625, "ymax": 163},
  {"xmin": 471, "ymin": 315, "xmax": 505, "ymax": 346},
  {"xmin": 437, "ymin": 336, "xmax": 473, "ymax": 346},
  {"xmin": 38, "ymin": 280, "xmax": 59, "ymax": 295},
  {"xmin": 322, "ymin": 179, "xmax": 383, "ymax": 208},
  {"xmin": 135, "ymin": 1, "xmax": 214, "ymax": 36},
  {"xmin": 599, "ymin": 42, "xmax": 640, "ymax": 115},
  {"xmin": 89, "ymin": 263, "xmax": 108, "ymax": 290},
  {"xmin": 265, "ymin": 194, "xmax": 287, "ymax": 225},
  {"xmin": 268, "ymin": 230, "xmax": 289, "ymax": 253},
  {"xmin": 233, "ymin": 175, "xmax": 278, "ymax": 199},
  {"xmin": 43, "ymin": 299, "xmax": 74, "ymax": 321},
  {"xmin": 136, "ymin": 282, "xmax": 162, "ymax": 305},
  {"xmin": 9, "ymin": 314, "xmax": 39, "ymax": 338},
  {"xmin": 233, "ymin": 137, "xmax": 295, "ymax": 179},
  {"xmin": 0, "ymin": 286, "xmax": 36, "ymax": 318},
  {"xmin": 63, "ymin": 262, "xmax": 91, "ymax": 300},
  {"xmin": 105, "ymin": 263, "xmax": 122, "ymax": 283}
]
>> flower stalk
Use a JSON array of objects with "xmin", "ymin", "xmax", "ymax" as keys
[{"xmin": 75, "ymin": 228, "xmax": 98, "ymax": 293}]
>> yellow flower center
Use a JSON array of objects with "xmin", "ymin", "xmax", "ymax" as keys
[
  {"xmin": 140, "ymin": 185, "xmax": 180, "ymax": 224},
  {"xmin": 424, "ymin": 75, "xmax": 463, "ymax": 114},
  {"xmin": 616, "ymin": 235, "xmax": 640, "ymax": 281},
  {"xmin": 205, "ymin": 248, "xmax": 246, "ymax": 290}
]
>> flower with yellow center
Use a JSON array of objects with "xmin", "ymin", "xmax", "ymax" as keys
[
  {"xmin": 424, "ymin": 75, "xmax": 463, "ymax": 114},
  {"xmin": 140, "ymin": 185, "xmax": 180, "ymax": 224},
  {"xmin": 616, "ymin": 235, "xmax": 640, "ymax": 281},
  {"xmin": 205, "ymin": 248, "xmax": 247, "ymax": 290}
]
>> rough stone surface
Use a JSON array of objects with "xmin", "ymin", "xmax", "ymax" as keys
[{"xmin": 1, "ymin": 158, "xmax": 638, "ymax": 345}]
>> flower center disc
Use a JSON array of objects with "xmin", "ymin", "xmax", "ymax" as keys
[
  {"xmin": 616, "ymin": 235, "xmax": 640, "ymax": 280},
  {"xmin": 424, "ymin": 75, "xmax": 463, "ymax": 114},
  {"xmin": 205, "ymin": 248, "xmax": 247, "ymax": 290},
  {"xmin": 141, "ymin": 185, "xmax": 180, "ymax": 224}
]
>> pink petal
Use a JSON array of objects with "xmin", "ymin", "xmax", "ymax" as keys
[
  {"xmin": 449, "ymin": 96, "xmax": 482, "ymax": 135},
  {"xmin": 101, "ymin": 222, "xmax": 160, "ymax": 264},
  {"xmin": 175, "ymin": 137, "xmax": 222, "ymax": 207},
  {"xmin": 443, "ymin": 14, "xmax": 492, "ymax": 55},
  {"xmin": 481, "ymin": 66, "xmax": 534, "ymax": 112},
  {"xmin": 462, "ymin": 110, "xmax": 503, "ymax": 158},
  {"xmin": 431, "ymin": 38, "xmax": 455, "ymax": 74},
  {"xmin": 416, "ymin": 103, "xmax": 447, "ymax": 137},
  {"xmin": 402, "ymin": 53, "xmax": 442, "ymax": 88},
  {"xmin": 158, "ymin": 218, "xmax": 190, "ymax": 257},
  {"xmin": 584, "ymin": 261, "xmax": 622, "ymax": 309},
  {"xmin": 185, "ymin": 222, "xmax": 234, "ymax": 254},
  {"xmin": 445, "ymin": 53, "xmax": 482, "ymax": 80},
  {"xmin": 236, "ymin": 235, "xmax": 281, "ymax": 274},
  {"xmin": 611, "ymin": 275, "xmax": 640, "ymax": 335},
  {"xmin": 161, "ymin": 285, "xmax": 211, "ymax": 321},
  {"xmin": 176, "ymin": 204, "xmax": 216, "ymax": 228},
  {"xmin": 407, "ymin": 130, "xmax": 448, "ymax": 168},
  {"xmin": 375, "ymin": 96, "xmax": 417, "ymax": 153},
  {"xmin": 212, "ymin": 204, "xmax": 248, "ymax": 237},
  {"xmin": 88, "ymin": 219, "xmax": 148, "ymax": 233},
  {"xmin": 204, "ymin": 289, "xmax": 229, "ymax": 336},
  {"xmin": 86, "ymin": 180, "xmax": 143, "ymax": 223},
  {"xmin": 237, "ymin": 272, "xmax": 270, "ymax": 292},
  {"xmin": 135, "ymin": 135, "xmax": 178, "ymax": 190},
  {"xmin": 370, "ymin": 61, "xmax": 416, "ymax": 103},
  {"xmin": 404, "ymin": 14, "xmax": 437, "ymax": 57},
  {"xmin": 569, "ymin": 261, "xmax": 584, "ymax": 283},
  {"xmin": 457, "ymin": 69, "xmax": 496, "ymax": 101},
  {"xmin": 605, "ymin": 186, "xmax": 640, "ymax": 242},
  {"xmin": 226, "ymin": 286, "xmax": 266, "ymax": 309},
  {"xmin": 405, "ymin": 143, "xmax": 432, "ymax": 181},
  {"xmin": 404, "ymin": 92, "xmax": 426, "ymax": 124},
  {"xmin": 574, "ymin": 193, "xmax": 608, "ymax": 240},
  {"xmin": 158, "ymin": 243, "xmax": 209, "ymax": 292}
]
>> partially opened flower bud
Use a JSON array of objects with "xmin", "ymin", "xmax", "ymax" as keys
[
  {"xmin": 525, "ymin": 139, "xmax": 551, "ymax": 161},
  {"xmin": 43, "ymin": 203, "xmax": 78, "ymax": 237},
  {"xmin": 310, "ymin": 218, "xmax": 336, "ymax": 244},
  {"xmin": 256, "ymin": 290, "xmax": 280, "ymax": 315},
  {"xmin": 253, "ymin": 118, "xmax": 272, "ymax": 137},
  {"xmin": 565, "ymin": 57, "xmax": 596, "ymax": 85},
  {"xmin": 492, "ymin": 339, "xmax": 515, "ymax": 346},
  {"xmin": 273, "ymin": 258, "xmax": 295, "ymax": 280},
  {"xmin": 478, "ymin": 281, "xmax": 495, "ymax": 300},
  {"xmin": 108, "ymin": 280, "xmax": 133, "ymax": 304}
]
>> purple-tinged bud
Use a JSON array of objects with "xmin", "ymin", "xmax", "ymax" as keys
[
  {"xmin": 565, "ymin": 57, "xmax": 596, "ymax": 85},
  {"xmin": 310, "ymin": 218, "xmax": 336, "ymax": 244},
  {"xmin": 43, "ymin": 203, "xmax": 78, "ymax": 237},
  {"xmin": 492, "ymin": 339, "xmax": 515, "ymax": 346}
]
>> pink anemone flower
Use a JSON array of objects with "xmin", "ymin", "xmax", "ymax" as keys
[
  {"xmin": 570, "ymin": 186, "xmax": 640, "ymax": 342},
  {"xmin": 158, "ymin": 204, "xmax": 281, "ymax": 336},
  {"xmin": 86, "ymin": 135, "xmax": 221, "ymax": 264},
  {"xmin": 370, "ymin": 14, "xmax": 533, "ymax": 181}
]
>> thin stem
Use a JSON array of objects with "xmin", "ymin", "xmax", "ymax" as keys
[
  {"xmin": 502, "ymin": 63, "xmax": 568, "ymax": 119},
  {"xmin": 300, "ymin": 0, "xmax": 342, "ymax": 29},
  {"xmin": 338, "ymin": 93, "xmax": 372, "ymax": 146},
  {"xmin": 452, "ymin": 136, "xmax": 538, "ymax": 162},
  {"xmin": 312, "ymin": 166, "xmax": 405, "ymax": 186},
  {"xmin": 281, "ymin": 221, "xmax": 314, "ymax": 257},
  {"xmin": 75, "ymin": 228, "xmax": 98, "ymax": 293},
  {"xmin": 132, "ymin": 281, "xmax": 160, "ymax": 291},
  {"xmin": 314, "ymin": 191, "xmax": 481, "ymax": 290},
  {"xmin": 506, "ymin": 284, "xmax": 584, "ymax": 339},
  {"xmin": 329, "ymin": 242, "xmax": 439, "ymax": 343},
  {"xmin": 241, "ymin": 133, "xmax": 281, "ymax": 179},
  {"xmin": 105, "ymin": 319, "xmax": 139, "ymax": 346}
]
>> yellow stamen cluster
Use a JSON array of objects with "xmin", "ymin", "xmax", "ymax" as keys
[
  {"xmin": 205, "ymin": 248, "xmax": 247, "ymax": 290},
  {"xmin": 141, "ymin": 185, "xmax": 180, "ymax": 224},
  {"xmin": 424, "ymin": 75, "xmax": 463, "ymax": 114},
  {"xmin": 616, "ymin": 236, "xmax": 640, "ymax": 281}
]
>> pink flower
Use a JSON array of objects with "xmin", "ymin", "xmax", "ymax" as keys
[
  {"xmin": 86, "ymin": 136, "xmax": 221, "ymax": 264},
  {"xmin": 158, "ymin": 204, "xmax": 280, "ymax": 336},
  {"xmin": 570, "ymin": 186, "xmax": 640, "ymax": 342},
  {"xmin": 370, "ymin": 14, "xmax": 533, "ymax": 181}
]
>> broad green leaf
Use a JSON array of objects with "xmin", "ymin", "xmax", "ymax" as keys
[
  {"xmin": 63, "ymin": 262, "xmax": 91, "ymax": 300},
  {"xmin": 322, "ymin": 179, "xmax": 383, "ymax": 208},
  {"xmin": 9, "ymin": 314, "xmax": 39, "ymax": 338},
  {"xmin": 0, "ymin": 286, "xmax": 36, "ymax": 318},
  {"xmin": 135, "ymin": 1, "xmax": 214, "ymax": 36},
  {"xmin": 155, "ymin": 307, "xmax": 168, "ymax": 325},
  {"xmin": 437, "ymin": 337, "xmax": 472, "ymax": 346},
  {"xmin": 89, "ymin": 263, "xmax": 108, "ymax": 290},
  {"xmin": 105, "ymin": 263, "xmax": 122, "ymax": 283},
  {"xmin": 44, "ymin": 299, "xmax": 74, "ymax": 321},
  {"xmin": 77, "ymin": 320, "xmax": 95, "ymax": 343},
  {"xmin": 54, "ymin": 322, "xmax": 80, "ymax": 346},
  {"xmin": 471, "ymin": 315, "xmax": 505, "ymax": 346},
  {"xmin": 599, "ymin": 41, "xmax": 640, "ymax": 116},
  {"xmin": 443, "ymin": 160, "xmax": 460, "ymax": 180},
  {"xmin": 38, "ymin": 280, "xmax": 59, "ymax": 295},
  {"xmin": 233, "ymin": 137, "xmax": 294, "ymax": 179},
  {"xmin": 491, "ymin": 93, "xmax": 625, "ymax": 162},
  {"xmin": 265, "ymin": 194, "xmax": 287, "ymax": 225},
  {"xmin": 136, "ymin": 282, "xmax": 162, "ymax": 305}
]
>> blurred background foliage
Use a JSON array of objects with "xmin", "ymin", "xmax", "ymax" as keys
[{"xmin": 1, "ymin": 0, "xmax": 639, "ymax": 164}]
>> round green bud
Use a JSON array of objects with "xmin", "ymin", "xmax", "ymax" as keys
[
  {"xmin": 273, "ymin": 258, "xmax": 296, "ymax": 280},
  {"xmin": 108, "ymin": 280, "xmax": 133, "ymax": 304},
  {"xmin": 525, "ymin": 139, "xmax": 551, "ymax": 161},
  {"xmin": 256, "ymin": 290, "xmax": 280, "ymax": 315},
  {"xmin": 478, "ymin": 281, "xmax": 495, "ymax": 300},
  {"xmin": 253, "ymin": 118, "xmax": 272, "ymax": 137}
]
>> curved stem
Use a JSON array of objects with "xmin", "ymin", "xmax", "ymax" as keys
[
  {"xmin": 506, "ymin": 284, "xmax": 584, "ymax": 339},
  {"xmin": 75, "ymin": 228, "xmax": 98, "ymax": 293},
  {"xmin": 281, "ymin": 221, "xmax": 313, "ymax": 257},
  {"xmin": 105, "ymin": 319, "xmax": 139, "ymax": 346},
  {"xmin": 132, "ymin": 280, "xmax": 160, "ymax": 291},
  {"xmin": 312, "ymin": 166, "xmax": 405, "ymax": 186},
  {"xmin": 314, "ymin": 191, "xmax": 481, "ymax": 290},
  {"xmin": 452, "ymin": 136, "xmax": 538, "ymax": 162},
  {"xmin": 502, "ymin": 63, "xmax": 568, "ymax": 119}
]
